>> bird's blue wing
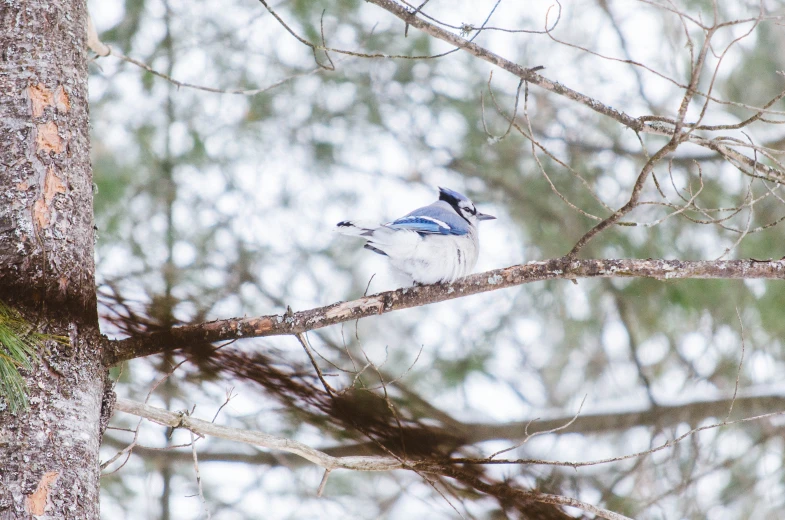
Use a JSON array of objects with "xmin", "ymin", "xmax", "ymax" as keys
[
  {"xmin": 388, "ymin": 216, "xmax": 452, "ymax": 235},
  {"xmin": 386, "ymin": 203, "xmax": 469, "ymax": 236}
]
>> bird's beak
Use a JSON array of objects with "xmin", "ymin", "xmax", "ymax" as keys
[{"xmin": 477, "ymin": 212, "xmax": 496, "ymax": 221}]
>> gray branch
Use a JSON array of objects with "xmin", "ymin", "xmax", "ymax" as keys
[
  {"xmin": 464, "ymin": 394, "xmax": 785, "ymax": 443},
  {"xmin": 106, "ymin": 258, "xmax": 785, "ymax": 365},
  {"xmin": 364, "ymin": 0, "xmax": 784, "ymax": 182},
  {"xmin": 113, "ymin": 398, "xmax": 403, "ymax": 472},
  {"xmin": 105, "ymin": 393, "xmax": 785, "ymax": 468},
  {"xmin": 113, "ymin": 397, "xmax": 631, "ymax": 519}
]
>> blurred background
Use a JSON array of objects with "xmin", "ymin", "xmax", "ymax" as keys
[{"xmin": 90, "ymin": 0, "xmax": 785, "ymax": 518}]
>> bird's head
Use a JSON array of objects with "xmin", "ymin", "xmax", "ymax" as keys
[{"xmin": 438, "ymin": 187, "xmax": 496, "ymax": 225}]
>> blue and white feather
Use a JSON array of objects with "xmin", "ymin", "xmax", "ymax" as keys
[{"xmin": 336, "ymin": 187, "xmax": 495, "ymax": 284}]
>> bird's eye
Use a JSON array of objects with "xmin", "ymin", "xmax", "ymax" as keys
[{"xmin": 461, "ymin": 205, "xmax": 477, "ymax": 215}]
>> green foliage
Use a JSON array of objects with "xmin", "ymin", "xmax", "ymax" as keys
[{"xmin": 0, "ymin": 302, "xmax": 63, "ymax": 413}]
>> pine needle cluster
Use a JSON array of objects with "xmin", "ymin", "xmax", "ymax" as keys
[{"xmin": 0, "ymin": 302, "xmax": 64, "ymax": 413}]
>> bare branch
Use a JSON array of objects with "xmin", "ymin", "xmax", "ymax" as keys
[
  {"xmin": 189, "ymin": 430, "xmax": 211, "ymax": 520},
  {"xmin": 87, "ymin": 12, "xmax": 330, "ymax": 96},
  {"xmin": 727, "ymin": 308, "xmax": 746, "ymax": 421},
  {"xmin": 484, "ymin": 86, "xmax": 613, "ymax": 215},
  {"xmin": 103, "ymin": 392, "xmax": 785, "ymax": 469},
  {"xmin": 529, "ymin": 493, "xmax": 633, "ymax": 520},
  {"xmin": 112, "ymin": 400, "xmax": 623, "ymax": 518},
  {"xmin": 296, "ymin": 332, "xmax": 336, "ymax": 398},
  {"xmin": 365, "ymin": 0, "xmax": 643, "ymax": 130},
  {"xmin": 364, "ymin": 0, "xmax": 785, "ymax": 183},
  {"xmin": 455, "ymin": 408, "xmax": 785, "ymax": 469},
  {"xmin": 316, "ymin": 469, "xmax": 331, "ymax": 497},
  {"xmin": 100, "ymin": 358, "xmax": 188, "ymax": 472},
  {"xmin": 463, "ymin": 394, "xmax": 785, "ymax": 444},
  {"xmin": 113, "ymin": 398, "xmax": 404, "ymax": 472},
  {"xmin": 400, "ymin": 0, "xmax": 564, "ymax": 35},
  {"xmin": 567, "ymin": 140, "xmax": 686, "ymax": 256},
  {"xmin": 105, "ymin": 258, "xmax": 785, "ymax": 365}
]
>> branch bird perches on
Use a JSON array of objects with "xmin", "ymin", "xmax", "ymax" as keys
[{"xmin": 105, "ymin": 257, "xmax": 785, "ymax": 365}]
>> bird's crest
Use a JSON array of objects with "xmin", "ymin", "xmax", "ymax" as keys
[{"xmin": 438, "ymin": 187, "xmax": 470, "ymax": 205}]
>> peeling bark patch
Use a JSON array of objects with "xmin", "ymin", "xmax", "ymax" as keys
[
  {"xmin": 25, "ymin": 471, "xmax": 58, "ymax": 515},
  {"xmin": 54, "ymin": 85, "xmax": 70, "ymax": 112},
  {"xmin": 35, "ymin": 122, "xmax": 64, "ymax": 154},
  {"xmin": 34, "ymin": 199, "xmax": 51, "ymax": 228},
  {"xmin": 33, "ymin": 167, "xmax": 67, "ymax": 229},
  {"xmin": 251, "ymin": 317, "xmax": 274, "ymax": 334},
  {"xmin": 43, "ymin": 167, "xmax": 67, "ymax": 203},
  {"xmin": 28, "ymin": 83, "xmax": 53, "ymax": 118},
  {"xmin": 324, "ymin": 297, "xmax": 384, "ymax": 320}
]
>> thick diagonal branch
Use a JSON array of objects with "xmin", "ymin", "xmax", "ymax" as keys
[
  {"xmin": 105, "ymin": 258, "xmax": 785, "ymax": 365},
  {"xmin": 366, "ymin": 0, "xmax": 642, "ymax": 130}
]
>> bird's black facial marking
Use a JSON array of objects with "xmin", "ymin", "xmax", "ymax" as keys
[
  {"xmin": 460, "ymin": 204, "xmax": 477, "ymax": 216},
  {"xmin": 454, "ymin": 203, "xmax": 478, "ymax": 226},
  {"xmin": 439, "ymin": 190, "xmax": 460, "ymax": 206},
  {"xmin": 439, "ymin": 188, "xmax": 473, "ymax": 224},
  {"xmin": 452, "ymin": 204, "xmax": 472, "ymax": 224}
]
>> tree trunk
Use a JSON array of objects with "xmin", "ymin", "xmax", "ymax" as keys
[{"xmin": 0, "ymin": 1, "xmax": 104, "ymax": 518}]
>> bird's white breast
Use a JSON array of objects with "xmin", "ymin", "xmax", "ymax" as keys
[{"xmin": 387, "ymin": 230, "xmax": 479, "ymax": 284}]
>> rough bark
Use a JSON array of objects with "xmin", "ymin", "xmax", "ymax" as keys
[
  {"xmin": 0, "ymin": 1, "xmax": 103, "ymax": 518},
  {"xmin": 106, "ymin": 257, "xmax": 785, "ymax": 365}
]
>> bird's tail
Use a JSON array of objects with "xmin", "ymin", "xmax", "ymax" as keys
[
  {"xmin": 336, "ymin": 221, "xmax": 396, "ymax": 257},
  {"xmin": 335, "ymin": 220, "xmax": 377, "ymax": 237}
]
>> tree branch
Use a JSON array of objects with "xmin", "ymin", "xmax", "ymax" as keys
[
  {"xmin": 101, "ymin": 432, "xmax": 380, "ymax": 467},
  {"xmin": 105, "ymin": 391, "xmax": 785, "ymax": 474},
  {"xmin": 87, "ymin": 12, "xmax": 326, "ymax": 97},
  {"xmin": 568, "ymin": 140, "xmax": 679, "ymax": 256},
  {"xmin": 365, "ymin": 0, "xmax": 642, "ymax": 130},
  {"xmin": 107, "ymin": 392, "xmax": 785, "ymax": 470},
  {"xmin": 463, "ymin": 393, "xmax": 785, "ymax": 443},
  {"xmin": 113, "ymin": 398, "xmax": 403, "ymax": 472},
  {"xmin": 363, "ymin": 0, "xmax": 785, "ymax": 183},
  {"xmin": 105, "ymin": 258, "xmax": 785, "ymax": 365},
  {"xmin": 113, "ymin": 397, "xmax": 627, "ymax": 519}
]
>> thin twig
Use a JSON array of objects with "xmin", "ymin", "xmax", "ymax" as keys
[
  {"xmin": 727, "ymin": 308, "xmax": 746, "ymax": 421},
  {"xmin": 296, "ymin": 332, "xmax": 335, "ymax": 398},
  {"xmin": 451, "ymin": 409, "xmax": 785, "ymax": 468},
  {"xmin": 190, "ymin": 430, "xmax": 212, "ymax": 520},
  {"xmin": 316, "ymin": 469, "xmax": 331, "ymax": 497},
  {"xmin": 489, "ymin": 395, "xmax": 587, "ymax": 459}
]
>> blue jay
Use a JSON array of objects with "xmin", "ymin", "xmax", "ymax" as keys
[{"xmin": 336, "ymin": 187, "xmax": 495, "ymax": 284}]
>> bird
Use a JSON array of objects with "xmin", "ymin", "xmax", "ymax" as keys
[{"xmin": 336, "ymin": 187, "xmax": 495, "ymax": 285}]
